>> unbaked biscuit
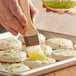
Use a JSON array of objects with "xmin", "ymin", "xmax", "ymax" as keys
[
  {"xmin": 40, "ymin": 45, "xmax": 52, "ymax": 57},
  {"xmin": 24, "ymin": 45, "xmax": 55, "ymax": 68},
  {"xmin": 0, "ymin": 38, "xmax": 22, "ymax": 50},
  {"xmin": 0, "ymin": 63, "xmax": 30, "ymax": 73},
  {"xmin": 0, "ymin": 49, "xmax": 26, "ymax": 62},
  {"xmin": 26, "ymin": 45, "xmax": 52, "ymax": 57},
  {"xmin": 47, "ymin": 38, "xmax": 73, "ymax": 50},
  {"xmin": 51, "ymin": 49, "xmax": 76, "ymax": 60}
]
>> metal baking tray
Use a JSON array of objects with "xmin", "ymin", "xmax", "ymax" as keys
[{"xmin": 0, "ymin": 30, "xmax": 76, "ymax": 76}]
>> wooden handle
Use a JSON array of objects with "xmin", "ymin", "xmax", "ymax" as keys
[{"xmin": 19, "ymin": 0, "xmax": 38, "ymax": 36}]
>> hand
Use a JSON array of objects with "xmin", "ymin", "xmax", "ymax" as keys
[
  {"xmin": 43, "ymin": 4, "xmax": 76, "ymax": 15},
  {"xmin": 64, "ymin": 7, "xmax": 76, "ymax": 15},
  {"xmin": 0, "ymin": 0, "xmax": 39, "ymax": 36}
]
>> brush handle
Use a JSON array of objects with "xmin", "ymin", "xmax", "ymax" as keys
[{"xmin": 20, "ymin": 0, "xmax": 38, "ymax": 36}]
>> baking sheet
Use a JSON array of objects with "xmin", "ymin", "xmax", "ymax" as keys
[{"xmin": 0, "ymin": 30, "xmax": 76, "ymax": 76}]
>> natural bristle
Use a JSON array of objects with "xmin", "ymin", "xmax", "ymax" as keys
[{"xmin": 24, "ymin": 35, "xmax": 39, "ymax": 46}]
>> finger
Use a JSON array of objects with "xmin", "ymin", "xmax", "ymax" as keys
[
  {"xmin": 3, "ymin": 24, "xmax": 18, "ymax": 36},
  {"xmin": 64, "ymin": 9, "xmax": 72, "ymax": 14},
  {"xmin": 64, "ymin": 10, "xmax": 69, "ymax": 13},
  {"xmin": 9, "ymin": 0, "xmax": 27, "ymax": 27},
  {"xmin": 0, "ymin": 17, "xmax": 18, "ymax": 36},
  {"xmin": 55, "ymin": 11, "xmax": 64, "ymax": 14},
  {"xmin": 46, "ymin": 8, "xmax": 59, "ymax": 13},
  {"xmin": 46, "ymin": 8, "xmax": 64, "ymax": 14},
  {"xmin": 46, "ymin": 8, "xmax": 53, "ymax": 12},
  {"xmin": 2, "ymin": 0, "xmax": 24, "ymax": 34},
  {"xmin": 42, "ymin": 4, "xmax": 46, "ymax": 8},
  {"xmin": 65, "ymin": 7, "xmax": 76, "ymax": 15},
  {"xmin": 51, "ymin": 10, "xmax": 64, "ymax": 14},
  {"xmin": 65, "ymin": 11, "xmax": 76, "ymax": 15},
  {"xmin": 6, "ymin": 13, "xmax": 24, "ymax": 35},
  {"xmin": 3, "ymin": 5, "xmax": 24, "ymax": 35},
  {"xmin": 65, "ymin": 11, "xmax": 75, "ymax": 15},
  {"xmin": 30, "ymin": 1, "xmax": 39, "ymax": 23}
]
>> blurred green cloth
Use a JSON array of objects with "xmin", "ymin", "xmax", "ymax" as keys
[{"xmin": 0, "ymin": 24, "xmax": 7, "ymax": 33}]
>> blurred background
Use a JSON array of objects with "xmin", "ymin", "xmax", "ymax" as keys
[
  {"xmin": 0, "ymin": 0, "xmax": 76, "ymax": 36},
  {"xmin": 32, "ymin": 0, "xmax": 76, "ymax": 36}
]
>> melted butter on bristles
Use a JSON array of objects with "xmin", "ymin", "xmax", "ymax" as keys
[
  {"xmin": 29, "ymin": 50, "xmax": 49, "ymax": 61},
  {"xmin": 26, "ymin": 45, "xmax": 50, "ymax": 61}
]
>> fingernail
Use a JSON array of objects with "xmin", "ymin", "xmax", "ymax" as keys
[
  {"xmin": 46, "ymin": 8, "xmax": 52, "ymax": 12},
  {"xmin": 64, "ymin": 11, "xmax": 69, "ymax": 13},
  {"xmin": 42, "ymin": 4, "xmax": 46, "ymax": 8},
  {"xmin": 53, "ymin": 10, "xmax": 58, "ymax": 13}
]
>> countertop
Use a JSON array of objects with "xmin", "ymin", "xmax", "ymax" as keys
[{"xmin": 44, "ymin": 65, "xmax": 76, "ymax": 76}]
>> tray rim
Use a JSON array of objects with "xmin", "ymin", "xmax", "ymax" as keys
[{"xmin": 0, "ymin": 58, "xmax": 76, "ymax": 76}]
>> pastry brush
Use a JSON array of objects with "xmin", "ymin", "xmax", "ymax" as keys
[
  {"xmin": 19, "ymin": 0, "xmax": 39, "ymax": 47},
  {"xmin": 19, "ymin": 0, "xmax": 47, "ymax": 60}
]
